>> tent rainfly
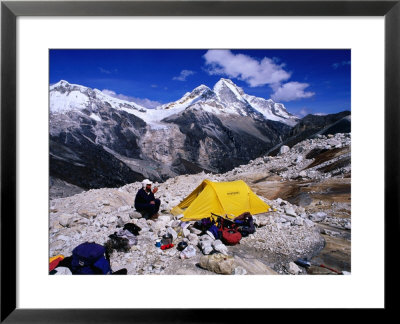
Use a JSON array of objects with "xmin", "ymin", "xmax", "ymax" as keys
[{"xmin": 170, "ymin": 179, "xmax": 270, "ymax": 221}]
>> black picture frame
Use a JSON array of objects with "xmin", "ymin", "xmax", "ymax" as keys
[{"xmin": 1, "ymin": 0, "xmax": 398, "ymax": 322}]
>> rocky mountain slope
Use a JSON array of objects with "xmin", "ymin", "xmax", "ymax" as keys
[
  {"xmin": 50, "ymin": 133, "xmax": 351, "ymax": 275},
  {"xmin": 49, "ymin": 79, "xmax": 298, "ymax": 194}
]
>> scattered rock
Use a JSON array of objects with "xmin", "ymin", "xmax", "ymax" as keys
[
  {"xmin": 279, "ymin": 145, "xmax": 290, "ymax": 155},
  {"xmin": 212, "ymin": 240, "xmax": 228, "ymax": 254},
  {"xmin": 287, "ymin": 262, "xmax": 302, "ymax": 275},
  {"xmin": 309, "ymin": 212, "xmax": 327, "ymax": 222}
]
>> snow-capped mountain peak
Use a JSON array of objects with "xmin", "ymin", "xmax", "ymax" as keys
[{"xmin": 213, "ymin": 78, "xmax": 246, "ymax": 103}]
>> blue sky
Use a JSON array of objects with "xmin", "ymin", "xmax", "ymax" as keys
[{"xmin": 50, "ymin": 49, "xmax": 350, "ymax": 117}]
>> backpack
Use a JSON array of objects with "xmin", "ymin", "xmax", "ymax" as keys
[
  {"xmin": 207, "ymin": 224, "xmax": 220, "ymax": 240},
  {"xmin": 71, "ymin": 242, "xmax": 111, "ymax": 275},
  {"xmin": 217, "ymin": 217, "xmax": 242, "ymax": 246},
  {"xmin": 234, "ymin": 212, "xmax": 255, "ymax": 237}
]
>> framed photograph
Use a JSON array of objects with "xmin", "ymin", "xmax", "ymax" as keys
[{"xmin": 1, "ymin": 0, "xmax": 397, "ymax": 321}]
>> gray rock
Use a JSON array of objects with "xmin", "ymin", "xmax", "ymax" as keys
[
  {"xmin": 234, "ymin": 267, "xmax": 247, "ymax": 275},
  {"xmin": 280, "ymin": 145, "xmax": 290, "ymax": 155},
  {"xmin": 295, "ymin": 156, "xmax": 303, "ymax": 163},
  {"xmin": 299, "ymin": 170, "xmax": 307, "ymax": 178},
  {"xmin": 118, "ymin": 205, "xmax": 131, "ymax": 212},
  {"xmin": 129, "ymin": 211, "xmax": 142, "ymax": 219},
  {"xmin": 309, "ymin": 212, "xmax": 327, "ymax": 222},
  {"xmin": 304, "ymin": 219, "xmax": 315, "ymax": 227},
  {"xmin": 293, "ymin": 217, "xmax": 304, "ymax": 226},
  {"xmin": 183, "ymin": 228, "xmax": 191, "ymax": 238},
  {"xmin": 189, "ymin": 227, "xmax": 202, "ymax": 235},
  {"xmin": 212, "ymin": 240, "xmax": 228, "ymax": 254},
  {"xmin": 284, "ymin": 206, "xmax": 297, "ymax": 217},
  {"xmin": 287, "ymin": 262, "xmax": 301, "ymax": 275}
]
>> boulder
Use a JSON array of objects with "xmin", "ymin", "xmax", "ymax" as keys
[
  {"xmin": 292, "ymin": 217, "xmax": 304, "ymax": 226},
  {"xmin": 309, "ymin": 212, "xmax": 327, "ymax": 222},
  {"xmin": 129, "ymin": 211, "xmax": 142, "ymax": 219},
  {"xmin": 304, "ymin": 219, "xmax": 315, "ymax": 227},
  {"xmin": 199, "ymin": 254, "xmax": 235, "ymax": 275},
  {"xmin": 284, "ymin": 206, "xmax": 297, "ymax": 217},
  {"xmin": 299, "ymin": 170, "xmax": 307, "ymax": 178},
  {"xmin": 58, "ymin": 214, "xmax": 73, "ymax": 227},
  {"xmin": 183, "ymin": 228, "xmax": 191, "ymax": 238},
  {"xmin": 287, "ymin": 262, "xmax": 302, "ymax": 275},
  {"xmin": 189, "ymin": 227, "xmax": 202, "ymax": 235},
  {"xmin": 279, "ymin": 145, "xmax": 290, "ymax": 155},
  {"xmin": 158, "ymin": 215, "xmax": 171, "ymax": 223},
  {"xmin": 212, "ymin": 240, "xmax": 228, "ymax": 254}
]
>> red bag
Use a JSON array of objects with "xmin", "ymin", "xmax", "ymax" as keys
[{"xmin": 218, "ymin": 217, "xmax": 242, "ymax": 246}]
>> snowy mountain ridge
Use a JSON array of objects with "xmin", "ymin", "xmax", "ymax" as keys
[{"xmin": 50, "ymin": 78, "xmax": 298, "ymax": 127}]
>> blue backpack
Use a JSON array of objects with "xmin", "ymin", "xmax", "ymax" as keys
[{"xmin": 71, "ymin": 242, "xmax": 111, "ymax": 275}]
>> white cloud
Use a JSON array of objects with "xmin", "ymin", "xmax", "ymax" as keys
[
  {"xmin": 298, "ymin": 108, "xmax": 311, "ymax": 117},
  {"xmin": 102, "ymin": 89, "xmax": 162, "ymax": 109},
  {"xmin": 271, "ymin": 82, "xmax": 315, "ymax": 102},
  {"xmin": 203, "ymin": 50, "xmax": 291, "ymax": 87},
  {"xmin": 172, "ymin": 69, "xmax": 195, "ymax": 81}
]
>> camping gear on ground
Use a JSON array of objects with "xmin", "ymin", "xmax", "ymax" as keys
[
  {"xmin": 199, "ymin": 253, "xmax": 235, "ymax": 275},
  {"xmin": 71, "ymin": 242, "xmax": 112, "ymax": 275},
  {"xmin": 207, "ymin": 224, "xmax": 220, "ymax": 240},
  {"xmin": 234, "ymin": 212, "xmax": 256, "ymax": 237},
  {"xmin": 57, "ymin": 256, "xmax": 72, "ymax": 271},
  {"xmin": 49, "ymin": 255, "xmax": 65, "ymax": 271},
  {"xmin": 170, "ymin": 180, "xmax": 271, "ymax": 221},
  {"xmin": 177, "ymin": 241, "xmax": 188, "ymax": 251},
  {"xmin": 105, "ymin": 233, "xmax": 131, "ymax": 254},
  {"xmin": 115, "ymin": 229, "xmax": 138, "ymax": 246},
  {"xmin": 294, "ymin": 258, "xmax": 311, "ymax": 268},
  {"xmin": 295, "ymin": 258, "xmax": 342, "ymax": 274},
  {"xmin": 160, "ymin": 243, "xmax": 174, "ymax": 250},
  {"xmin": 220, "ymin": 226, "xmax": 242, "ymax": 246},
  {"xmin": 199, "ymin": 236, "xmax": 214, "ymax": 255},
  {"xmin": 161, "ymin": 233, "xmax": 173, "ymax": 245},
  {"xmin": 123, "ymin": 223, "xmax": 141, "ymax": 235},
  {"xmin": 155, "ymin": 239, "xmax": 162, "ymax": 248},
  {"xmin": 179, "ymin": 245, "xmax": 196, "ymax": 259},
  {"xmin": 217, "ymin": 216, "xmax": 242, "ymax": 246}
]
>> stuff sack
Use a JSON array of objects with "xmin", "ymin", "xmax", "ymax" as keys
[
  {"xmin": 220, "ymin": 227, "xmax": 242, "ymax": 245},
  {"xmin": 71, "ymin": 242, "xmax": 111, "ymax": 275},
  {"xmin": 218, "ymin": 217, "xmax": 241, "ymax": 246}
]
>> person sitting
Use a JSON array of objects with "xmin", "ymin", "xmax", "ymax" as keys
[{"xmin": 134, "ymin": 179, "xmax": 160, "ymax": 220}]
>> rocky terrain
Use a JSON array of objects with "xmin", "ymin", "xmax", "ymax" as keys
[{"xmin": 49, "ymin": 133, "xmax": 351, "ymax": 275}]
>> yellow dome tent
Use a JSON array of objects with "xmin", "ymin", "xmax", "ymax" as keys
[{"xmin": 170, "ymin": 179, "xmax": 270, "ymax": 221}]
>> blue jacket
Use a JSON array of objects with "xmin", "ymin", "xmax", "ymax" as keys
[{"xmin": 134, "ymin": 188, "xmax": 155, "ymax": 211}]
